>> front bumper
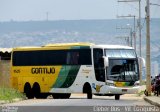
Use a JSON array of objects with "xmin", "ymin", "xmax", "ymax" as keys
[{"xmin": 105, "ymin": 86, "xmax": 140, "ymax": 94}]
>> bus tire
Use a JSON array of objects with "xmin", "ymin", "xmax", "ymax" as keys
[
  {"xmin": 115, "ymin": 94, "xmax": 120, "ymax": 100},
  {"xmin": 32, "ymin": 83, "xmax": 41, "ymax": 99},
  {"xmin": 83, "ymin": 83, "xmax": 92, "ymax": 99},
  {"xmin": 32, "ymin": 83, "xmax": 47, "ymax": 99},
  {"xmin": 87, "ymin": 90, "xmax": 92, "ymax": 99},
  {"xmin": 24, "ymin": 83, "xmax": 34, "ymax": 99}
]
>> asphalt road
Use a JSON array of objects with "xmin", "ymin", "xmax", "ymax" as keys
[{"xmin": 1, "ymin": 94, "xmax": 156, "ymax": 112}]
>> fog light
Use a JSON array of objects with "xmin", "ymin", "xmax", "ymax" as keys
[{"xmin": 134, "ymin": 81, "xmax": 140, "ymax": 86}]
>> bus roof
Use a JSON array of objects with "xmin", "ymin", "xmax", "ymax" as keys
[
  {"xmin": 44, "ymin": 43, "xmax": 133, "ymax": 49},
  {"xmin": 43, "ymin": 42, "xmax": 94, "ymax": 47},
  {"xmin": 13, "ymin": 43, "xmax": 133, "ymax": 51},
  {"xmin": 92, "ymin": 45, "xmax": 133, "ymax": 49},
  {"xmin": 12, "ymin": 43, "xmax": 94, "ymax": 51},
  {"xmin": 13, "ymin": 46, "xmax": 41, "ymax": 51}
]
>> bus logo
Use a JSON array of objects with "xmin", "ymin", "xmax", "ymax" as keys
[
  {"xmin": 31, "ymin": 67, "xmax": 55, "ymax": 74},
  {"xmin": 92, "ymin": 83, "xmax": 103, "ymax": 93}
]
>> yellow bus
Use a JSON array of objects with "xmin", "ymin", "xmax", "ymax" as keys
[{"xmin": 10, "ymin": 43, "xmax": 143, "ymax": 100}]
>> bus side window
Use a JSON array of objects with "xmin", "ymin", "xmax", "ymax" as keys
[
  {"xmin": 93, "ymin": 49, "xmax": 105, "ymax": 82},
  {"xmin": 66, "ymin": 52, "xmax": 79, "ymax": 65}
]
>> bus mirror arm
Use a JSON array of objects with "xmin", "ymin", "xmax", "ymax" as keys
[
  {"xmin": 138, "ymin": 57, "xmax": 145, "ymax": 68},
  {"xmin": 103, "ymin": 56, "xmax": 109, "ymax": 68}
]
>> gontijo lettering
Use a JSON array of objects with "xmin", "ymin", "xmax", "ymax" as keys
[{"xmin": 31, "ymin": 67, "xmax": 55, "ymax": 74}]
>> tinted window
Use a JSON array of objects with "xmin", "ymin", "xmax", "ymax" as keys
[
  {"xmin": 13, "ymin": 49, "xmax": 91, "ymax": 66},
  {"xmin": 93, "ymin": 49, "xmax": 105, "ymax": 82}
]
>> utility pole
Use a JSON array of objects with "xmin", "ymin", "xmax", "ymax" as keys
[
  {"xmin": 145, "ymin": 0, "xmax": 151, "ymax": 96},
  {"xmin": 117, "ymin": 0, "xmax": 142, "ymax": 85},
  {"xmin": 117, "ymin": 15, "xmax": 136, "ymax": 49},
  {"xmin": 138, "ymin": 0, "xmax": 142, "ymax": 86},
  {"xmin": 132, "ymin": 15, "xmax": 136, "ymax": 51}
]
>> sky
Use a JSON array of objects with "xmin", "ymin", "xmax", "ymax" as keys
[{"xmin": 0, "ymin": 0, "xmax": 159, "ymax": 21}]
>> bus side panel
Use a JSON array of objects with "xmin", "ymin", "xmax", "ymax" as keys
[
  {"xmin": 49, "ymin": 65, "xmax": 96, "ymax": 93},
  {"xmin": 11, "ymin": 66, "xmax": 62, "ymax": 93},
  {"xmin": 51, "ymin": 65, "xmax": 80, "ymax": 89},
  {"xmin": 11, "ymin": 76, "xmax": 18, "ymax": 90}
]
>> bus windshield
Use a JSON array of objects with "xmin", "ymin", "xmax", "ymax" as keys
[{"xmin": 105, "ymin": 49, "xmax": 139, "ymax": 82}]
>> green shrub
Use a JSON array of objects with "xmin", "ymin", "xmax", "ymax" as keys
[
  {"xmin": 0, "ymin": 88, "xmax": 26, "ymax": 101},
  {"xmin": 137, "ymin": 90, "xmax": 145, "ymax": 96}
]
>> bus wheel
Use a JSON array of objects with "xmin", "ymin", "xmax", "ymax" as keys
[
  {"xmin": 32, "ymin": 83, "xmax": 47, "ymax": 99},
  {"xmin": 83, "ymin": 83, "xmax": 92, "ymax": 99},
  {"xmin": 32, "ymin": 83, "xmax": 40, "ymax": 98},
  {"xmin": 87, "ymin": 89, "xmax": 92, "ymax": 99},
  {"xmin": 24, "ymin": 83, "xmax": 34, "ymax": 99},
  {"xmin": 115, "ymin": 94, "xmax": 120, "ymax": 100}
]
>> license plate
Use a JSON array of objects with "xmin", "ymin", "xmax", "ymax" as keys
[{"xmin": 122, "ymin": 89, "xmax": 127, "ymax": 92}]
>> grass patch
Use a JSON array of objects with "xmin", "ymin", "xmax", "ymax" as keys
[
  {"xmin": 137, "ymin": 90, "xmax": 145, "ymax": 96},
  {"xmin": 0, "ymin": 88, "xmax": 26, "ymax": 101}
]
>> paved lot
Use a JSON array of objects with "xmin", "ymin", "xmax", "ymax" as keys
[
  {"xmin": 1, "ymin": 94, "xmax": 157, "ymax": 112},
  {"xmin": 1, "ymin": 86, "xmax": 158, "ymax": 112},
  {"xmin": 2, "ymin": 94, "xmax": 151, "ymax": 106}
]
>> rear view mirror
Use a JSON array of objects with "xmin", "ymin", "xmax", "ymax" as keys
[
  {"xmin": 138, "ymin": 57, "xmax": 145, "ymax": 68},
  {"xmin": 103, "ymin": 56, "xmax": 109, "ymax": 67}
]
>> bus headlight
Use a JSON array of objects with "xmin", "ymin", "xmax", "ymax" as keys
[
  {"xmin": 106, "ymin": 82, "xmax": 115, "ymax": 86},
  {"xmin": 106, "ymin": 80, "xmax": 115, "ymax": 86},
  {"xmin": 134, "ymin": 81, "xmax": 140, "ymax": 86}
]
